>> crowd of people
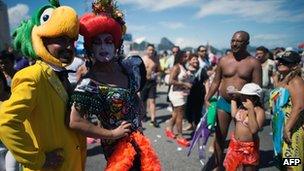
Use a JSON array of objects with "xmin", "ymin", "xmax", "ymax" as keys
[
  {"xmin": 0, "ymin": 0, "xmax": 304, "ymax": 171},
  {"xmin": 141, "ymin": 31, "xmax": 304, "ymax": 171},
  {"xmin": 143, "ymin": 31, "xmax": 304, "ymax": 171}
]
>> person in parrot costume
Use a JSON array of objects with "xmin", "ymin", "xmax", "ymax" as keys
[{"xmin": 0, "ymin": 0, "xmax": 86, "ymax": 170}]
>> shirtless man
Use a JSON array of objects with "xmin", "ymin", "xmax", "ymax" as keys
[
  {"xmin": 141, "ymin": 44, "xmax": 160, "ymax": 127},
  {"xmin": 204, "ymin": 31, "xmax": 262, "ymax": 170}
]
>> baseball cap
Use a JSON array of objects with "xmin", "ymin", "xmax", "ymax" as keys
[
  {"xmin": 235, "ymin": 83, "xmax": 262, "ymax": 98},
  {"xmin": 277, "ymin": 51, "xmax": 301, "ymax": 64}
]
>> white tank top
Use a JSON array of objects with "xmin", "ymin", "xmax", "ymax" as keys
[{"xmin": 171, "ymin": 64, "xmax": 191, "ymax": 95}]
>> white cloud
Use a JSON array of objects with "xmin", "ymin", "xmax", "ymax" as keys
[
  {"xmin": 134, "ymin": 37, "xmax": 146, "ymax": 44},
  {"xmin": 118, "ymin": 0, "xmax": 198, "ymax": 11},
  {"xmin": 127, "ymin": 24, "xmax": 149, "ymax": 32},
  {"xmin": 253, "ymin": 34, "xmax": 287, "ymax": 41},
  {"xmin": 251, "ymin": 34, "xmax": 288, "ymax": 47},
  {"xmin": 174, "ymin": 37, "xmax": 204, "ymax": 48},
  {"xmin": 8, "ymin": 4, "xmax": 29, "ymax": 29},
  {"xmin": 159, "ymin": 21, "xmax": 185, "ymax": 29},
  {"xmin": 196, "ymin": 0, "xmax": 304, "ymax": 23}
]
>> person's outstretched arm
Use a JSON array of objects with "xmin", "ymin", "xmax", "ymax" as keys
[
  {"xmin": 69, "ymin": 104, "xmax": 131, "ymax": 140},
  {"xmin": 252, "ymin": 59, "xmax": 262, "ymax": 86},
  {"xmin": 205, "ymin": 61, "xmax": 222, "ymax": 105}
]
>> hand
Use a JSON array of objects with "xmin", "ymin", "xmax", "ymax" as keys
[
  {"xmin": 43, "ymin": 148, "xmax": 64, "ymax": 169},
  {"xmin": 242, "ymin": 99, "xmax": 254, "ymax": 110},
  {"xmin": 183, "ymin": 82, "xmax": 192, "ymax": 89},
  {"xmin": 283, "ymin": 127, "xmax": 292, "ymax": 145},
  {"xmin": 204, "ymin": 99, "xmax": 211, "ymax": 108},
  {"xmin": 226, "ymin": 85, "xmax": 237, "ymax": 95},
  {"xmin": 111, "ymin": 121, "xmax": 131, "ymax": 139},
  {"xmin": 226, "ymin": 86, "xmax": 239, "ymax": 99}
]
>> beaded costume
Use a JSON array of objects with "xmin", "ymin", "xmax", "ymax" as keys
[{"xmin": 73, "ymin": 0, "xmax": 161, "ymax": 170}]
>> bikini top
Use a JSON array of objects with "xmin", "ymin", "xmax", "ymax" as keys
[{"xmin": 234, "ymin": 109, "xmax": 249, "ymax": 127}]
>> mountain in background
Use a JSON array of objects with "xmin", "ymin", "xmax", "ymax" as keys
[
  {"xmin": 129, "ymin": 36, "xmax": 225, "ymax": 55},
  {"xmin": 157, "ymin": 37, "xmax": 175, "ymax": 51},
  {"xmin": 131, "ymin": 41, "xmax": 150, "ymax": 51}
]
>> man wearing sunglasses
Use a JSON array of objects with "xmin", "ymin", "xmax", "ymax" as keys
[{"xmin": 197, "ymin": 45, "xmax": 210, "ymax": 70}]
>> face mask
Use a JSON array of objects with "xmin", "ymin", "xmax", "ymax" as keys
[{"xmin": 92, "ymin": 34, "xmax": 115, "ymax": 63}]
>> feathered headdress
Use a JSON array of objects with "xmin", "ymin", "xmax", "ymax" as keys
[{"xmin": 79, "ymin": 0, "xmax": 126, "ymax": 50}]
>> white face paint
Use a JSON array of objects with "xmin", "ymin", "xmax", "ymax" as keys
[{"xmin": 92, "ymin": 33, "xmax": 115, "ymax": 63}]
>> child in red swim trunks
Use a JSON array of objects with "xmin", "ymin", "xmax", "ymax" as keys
[{"xmin": 224, "ymin": 83, "xmax": 265, "ymax": 171}]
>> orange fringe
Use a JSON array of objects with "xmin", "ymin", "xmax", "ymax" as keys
[
  {"xmin": 105, "ymin": 138, "xmax": 136, "ymax": 171},
  {"xmin": 131, "ymin": 131, "xmax": 161, "ymax": 171},
  {"xmin": 105, "ymin": 131, "xmax": 161, "ymax": 171}
]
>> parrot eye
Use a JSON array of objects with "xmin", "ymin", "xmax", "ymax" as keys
[{"xmin": 40, "ymin": 8, "xmax": 54, "ymax": 25}]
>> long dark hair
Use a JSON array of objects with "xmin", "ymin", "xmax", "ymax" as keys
[
  {"xmin": 173, "ymin": 50, "xmax": 185, "ymax": 65},
  {"xmin": 239, "ymin": 95, "xmax": 263, "ymax": 108}
]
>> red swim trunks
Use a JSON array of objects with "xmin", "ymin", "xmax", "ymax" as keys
[{"xmin": 223, "ymin": 134, "xmax": 260, "ymax": 171}]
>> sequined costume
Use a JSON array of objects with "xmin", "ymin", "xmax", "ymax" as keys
[{"xmin": 70, "ymin": 57, "xmax": 161, "ymax": 170}]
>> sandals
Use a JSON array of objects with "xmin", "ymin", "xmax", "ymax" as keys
[
  {"xmin": 165, "ymin": 129, "xmax": 176, "ymax": 140},
  {"xmin": 165, "ymin": 129, "xmax": 190, "ymax": 147},
  {"xmin": 176, "ymin": 137, "xmax": 190, "ymax": 147}
]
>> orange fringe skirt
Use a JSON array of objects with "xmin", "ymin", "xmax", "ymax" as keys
[{"xmin": 105, "ymin": 131, "xmax": 161, "ymax": 171}]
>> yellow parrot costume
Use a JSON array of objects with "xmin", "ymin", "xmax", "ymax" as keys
[{"xmin": 0, "ymin": 0, "xmax": 86, "ymax": 170}]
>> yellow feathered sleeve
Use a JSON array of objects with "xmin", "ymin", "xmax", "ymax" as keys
[{"xmin": 0, "ymin": 69, "xmax": 45, "ymax": 169}]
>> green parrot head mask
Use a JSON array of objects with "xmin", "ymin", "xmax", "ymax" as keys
[{"xmin": 13, "ymin": 0, "xmax": 79, "ymax": 67}]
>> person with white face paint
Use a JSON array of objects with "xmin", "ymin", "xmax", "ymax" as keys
[
  {"xmin": 91, "ymin": 34, "xmax": 116, "ymax": 63},
  {"xmin": 67, "ymin": 0, "xmax": 161, "ymax": 170}
]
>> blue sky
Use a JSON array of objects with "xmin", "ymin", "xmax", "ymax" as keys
[{"xmin": 4, "ymin": 0, "xmax": 304, "ymax": 49}]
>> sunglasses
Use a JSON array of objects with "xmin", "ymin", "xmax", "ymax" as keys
[{"xmin": 277, "ymin": 60, "xmax": 294, "ymax": 66}]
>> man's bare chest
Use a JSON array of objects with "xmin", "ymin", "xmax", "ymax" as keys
[
  {"xmin": 222, "ymin": 61, "xmax": 253, "ymax": 79},
  {"xmin": 144, "ymin": 59, "xmax": 157, "ymax": 71}
]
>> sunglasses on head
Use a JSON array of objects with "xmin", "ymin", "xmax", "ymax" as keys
[{"xmin": 277, "ymin": 60, "xmax": 294, "ymax": 66}]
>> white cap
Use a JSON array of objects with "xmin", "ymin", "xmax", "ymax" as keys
[
  {"xmin": 236, "ymin": 83, "xmax": 262, "ymax": 98},
  {"xmin": 285, "ymin": 47, "xmax": 293, "ymax": 51}
]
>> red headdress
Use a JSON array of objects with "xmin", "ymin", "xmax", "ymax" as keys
[{"xmin": 79, "ymin": 0, "xmax": 126, "ymax": 49}]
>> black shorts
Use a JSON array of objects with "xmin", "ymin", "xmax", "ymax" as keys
[{"xmin": 140, "ymin": 80, "xmax": 157, "ymax": 101}]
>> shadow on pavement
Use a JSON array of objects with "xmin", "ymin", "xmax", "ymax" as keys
[
  {"xmin": 157, "ymin": 91, "xmax": 169, "ymax": 95},
  {"xmin": 258, "ymin": 150, "xmax": 275, "ymax": 169},
  {"xmin": 264, "ymin": 118, "xmax": 271, "ymax": 126},
  {"xmin": 87, "ymin": 145, "xmax": 104, "ymax": 156},
  {"xmin": 201, "ymin": 150, "xmax": 276, "ymax": 170},
  {"xmin": 156, "ymin": 102, "xmax": 169, "ymax": 110},
  {"xmin": 201, "ymin": 154, "xmax": 216, "ymax": 171},
  {"xmin": 155, "ymin": 114, "xmax": 171, "ymax": 124}
]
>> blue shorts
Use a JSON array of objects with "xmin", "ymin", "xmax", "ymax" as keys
[{"xmin": 217, "ymin": 96, "xmax": 231, "ymax": 114}]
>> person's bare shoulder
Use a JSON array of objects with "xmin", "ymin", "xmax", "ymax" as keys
[
  {"xmin": 142, "ymin": 55, "xmax": 148, "ymax": 60},
  {"xmin": 142, "ymin": 55, "xmax": 149, "ymax": 64},
  {"xmin": 254, "ymin": 106, "xmax": 265, "ymax": 113},
  {"xmin": 248, "ymin": 55, "xmax": 260, "ymax": 66},
  {"xmin": 290, "ymin": 76, "xmax": 304, "ymax": 89},
  {"xmin": 217, "ymin": 55, "xmax": 230, "ymax": 66}
]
